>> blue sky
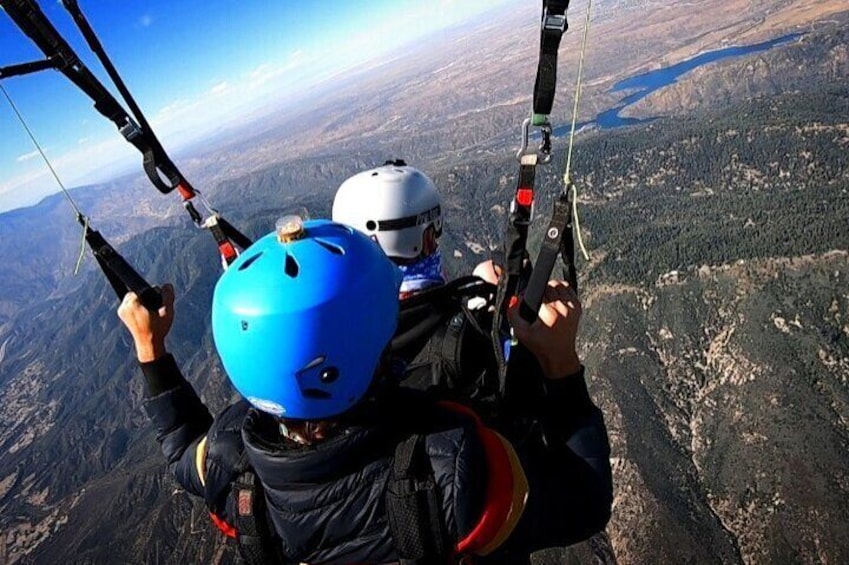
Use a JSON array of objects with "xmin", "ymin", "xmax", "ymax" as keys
[{"xmin": 0, "ymin": 0, "xmax": 514, "ymax": 212}]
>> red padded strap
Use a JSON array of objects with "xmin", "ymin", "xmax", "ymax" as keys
[
  {"xmin": 209, "ymin": 512, "xmax": 237, "ymax": 539},
  {"xmin": 438, "ymin": 402, "xmax": 526, "ymax": 555}
]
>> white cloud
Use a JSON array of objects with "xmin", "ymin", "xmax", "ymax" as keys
[
  {"xmin": 248, "ymin": 51, "xmax": 305, "ymax": 88},
  {"xmin": 153, "ymin": 98, "xmax": 199, "ymax": 123},
  {"xmin": 210, "ymin": 81, "xmax": 229, "ymax": 95},
  {"xmin": 16, "ymin": 150, "xmax": 40, "ymax": 163},
  {"xmin": 139, "ymin": 14, "xmax": 153, "ymax": 27},
  {"xmin": 0, "ymin": 133, "xmax": 134, "ymax": 210},
  {"xmin": 0, "ymin": 168, "xmax": 49, "ymax": 195}
]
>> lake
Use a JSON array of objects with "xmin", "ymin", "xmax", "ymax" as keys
[{"xmin": 555, "ymin": 33, "xmax": 802, "ymax": 133}]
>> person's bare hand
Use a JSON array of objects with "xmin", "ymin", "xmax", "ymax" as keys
[
  {"xmin": 117, "ymin": 284, "xmax": 175, "ymax": 363},
  {"xmin": 508, "ymin": 280, "xmax": 581, "ymax": 379},
  {"xmin": 473, "ymin": 259, "xmax": 502, "ymax": 285}
]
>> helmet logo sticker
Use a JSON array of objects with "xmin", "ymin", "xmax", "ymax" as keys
[
  {"xmin": 376, "ymin": 205, "xmax": 441, "ymax": 232},
  {"xmin": 248, "ymin": 397, "xmax": 286, "ymax": 417}
]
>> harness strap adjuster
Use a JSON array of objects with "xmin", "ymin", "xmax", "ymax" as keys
[
  {"xmin": 118, "ymin": 118, "xmax": 143, "ymax": 142},
  {"xmin": 543, "ymin": 12, "xmax": 567, "ymax": 33}
]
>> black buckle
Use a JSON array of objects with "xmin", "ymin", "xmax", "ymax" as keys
[{"xmin": 543, "ymin": 11, "xmax": 567, "ymax": 34}]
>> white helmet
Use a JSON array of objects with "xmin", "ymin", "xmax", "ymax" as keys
[{"xmin": 332, "ymin": 161, "xmax": 443, "ymax": 262}]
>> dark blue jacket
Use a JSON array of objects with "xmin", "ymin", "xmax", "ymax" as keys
[{"xmin": 141, "ymin": 351, "xmax": 611, "ymax": 564}]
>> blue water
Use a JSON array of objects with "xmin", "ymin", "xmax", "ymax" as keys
[{"xmin": 554, "ymin": 33, "xmax": 801, "ymax": 134}]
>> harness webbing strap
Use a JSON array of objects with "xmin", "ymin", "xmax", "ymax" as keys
[
  {"xmin": 533, "ymin": 0, "xmax": 570, "ymax": 118},
  {"xmin": 232, "ymin": 471, "xmax": 290, "ymax": 565},
  {"xmin": 82, "ymin": 223, "xmax": 162, "ymax": 311},
  {"xmin": 392, "ymin": 276, "xmax": 495, "ymax": 361},
  {"xmin": 386, "ymin": 435, "xmax": 452, "ymax": 565},
  {"xmin": 217, "ymin": 217, "xmax": 255, "ymax": 252},
  {"xmin": 519, "ymin": 190, "xmax": 577, "ymax": 322},
  {"xmin": 0, "ymin": 57, "xmax": 56, "ymax": 78},
  {"xmin": 204, "ymin": 216, "xmax": 240, "ymax": 266},
  {"xmin": 491, "ymin": 158, "xmax": 537, "ymax": 395}
]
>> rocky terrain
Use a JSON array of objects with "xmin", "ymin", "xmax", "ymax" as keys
[{"xmin": 1, "ymin": 0, "xmax": 848, "ymax": 563}]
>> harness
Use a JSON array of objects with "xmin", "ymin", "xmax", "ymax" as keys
[
  {"xmin": 215, "ymin": 435, "xmax": 454, "ymax": 565},
  {"xmin": 202, "ymin": 397, "xmax": 525, "ymax": 565}
]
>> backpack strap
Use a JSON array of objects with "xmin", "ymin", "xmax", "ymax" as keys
[
  {"xmin": 198, "ymin": 402, "xmax": 293, "ymax": 564},
  {"xmin": 439, "ymin": 313, "xmax": 465, "ymax": 385},
  {"xmin": 386, "ymin": 434, "xmax": 454, "ymax": 565},
  {"xmin": 231, "ymin": 470, "xmax": 291, "ymax": 565}
]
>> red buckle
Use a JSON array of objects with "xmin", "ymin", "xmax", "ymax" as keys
[
  {"xmin": 516, "ymin": 188, "xmax": 534, "ymax": 207},
  {"xmin": 219, "ymin": 241, "xmax": 238, "ymax": 264},
  {"xmin": 176, "ymin": 182, "xmax": 196, "ymax": 201}
]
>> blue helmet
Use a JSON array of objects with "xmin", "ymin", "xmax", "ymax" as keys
[{"xmin": 211, "ymin": 219, "xmax": 402, "ymax": 420}]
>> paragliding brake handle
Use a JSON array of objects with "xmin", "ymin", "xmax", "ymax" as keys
[
  {"xmin": 79, "ymin": 219, "xmax": 163, "ymax": 312},
  {"xmin": 516, "ymin": 117, "xmax": 553, "ymax": 164}
]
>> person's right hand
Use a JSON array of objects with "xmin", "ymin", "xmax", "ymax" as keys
[
  {"xmin": 508, "ymin": 280, "xmax": 582, "ymax": 380},
  {"xmin": 117, "ymin": 284, "xmax": 175, "ymax": 363}
]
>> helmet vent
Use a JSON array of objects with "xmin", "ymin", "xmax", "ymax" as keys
[
  {"xmin": 238, "ymin": 252, "xmax": 263, "ymax": 271},
  {"xmin": 314, "ymin": 238, "xmax": 346, "ymax": 256},
  {"xmin": 326, "ymin": 223, "xmax": 354, "ymax": 235},
  {"xmin": 302, "ymin": 388, "xmax": 332, "ymax": 400},
  {"xmin": 285, "ymin": 253, "xmax": 300, "ymax": 277}
]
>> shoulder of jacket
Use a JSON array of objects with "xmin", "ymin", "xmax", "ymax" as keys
[{"xmin": 200, "ymin": 400, "xmax": 252, "ymax": 513}]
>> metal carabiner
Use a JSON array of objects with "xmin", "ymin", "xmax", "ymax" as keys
[{"xmin": 516, "ymin": 117, "xmax": 553, "ymax": 164}]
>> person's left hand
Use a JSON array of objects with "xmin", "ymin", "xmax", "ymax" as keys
[
  {"xmin": 117, "ymin": 284, "xmax": 175, "ymax": 362},
  {"xmin": 473, "ymin": 259, "xmax": 502, "ymax": 285}
]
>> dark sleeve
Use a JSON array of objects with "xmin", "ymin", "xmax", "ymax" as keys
[
  {"xmin": 491, "ymin": 361, "xmax": 613, "ymax": 560},
  {"xmin": 140, "ymin": 354, "xmax": 213, "ymax": 498}
]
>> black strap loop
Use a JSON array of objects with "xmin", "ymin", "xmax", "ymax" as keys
[
  {"xmin": 63, "ymin": 0, "xmax": 186, "ymax": 194},
  {"xmin": 2, "ymin": 0, "xmax": 183, "ymax": 194}
]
